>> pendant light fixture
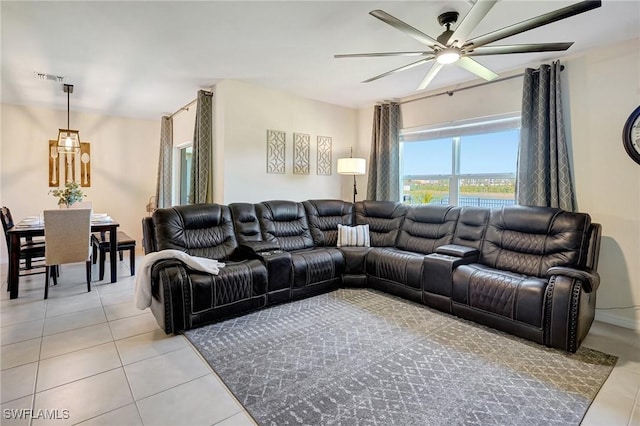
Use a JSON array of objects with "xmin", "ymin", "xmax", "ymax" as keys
[{"xmin": 57, "ymin": 84, "xmax": 81, "ymax": 155}]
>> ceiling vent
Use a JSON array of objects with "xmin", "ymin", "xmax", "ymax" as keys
[{"xmin": 34, "ymin": 72, "xmax": 64, "ymax": 82}]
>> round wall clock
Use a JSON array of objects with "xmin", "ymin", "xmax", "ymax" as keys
[{"xmin": 622, "ymin": 105, "xmax": 640, "ymax": 165}]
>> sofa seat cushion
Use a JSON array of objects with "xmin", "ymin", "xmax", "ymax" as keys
[
  {"xmin": 365, "ymin": 248, "xmax": 424, "ymax": 290},
  {"xmin": 189, "ymin": 259, "xmax": 268, "ymax": 313},
  {"xmin": 291, "ymin": 248, "xmax": 345, "ymax": 288},
  {"xmin": 452, "ymin": 264, "xmax": 547, "ymax": 328}
]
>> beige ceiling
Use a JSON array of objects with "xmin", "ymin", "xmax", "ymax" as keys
[{"xmin": 2, "ymin": 1, "xmax": 639, "ymax": 119}]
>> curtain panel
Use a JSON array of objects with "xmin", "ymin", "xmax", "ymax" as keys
[
  {"xmin": 189, "ymin": 90, "xmax": 214, "ymax": 204},
  {"xmin": 155, "ymin": 115, "xmax": 173, "ymax": 208},
  {"xmin": 516, "ymin": 61, "xmax": 576, "ymax": 211},
  {"xmin": 367, "ymin": 102, "xmax": 401, "ymax": 201}
]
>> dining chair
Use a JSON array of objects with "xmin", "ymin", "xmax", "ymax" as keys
[
  {"xmin": 1, "ymin": 206, "xmax": 46, "ymax": 278},
  {"xmin": 91, "ymin": 231, "xmax": 136, "ymax": 280},
  {"xmin": 43, "ymin": 209, "xmax": 92, "ymax": 299}
]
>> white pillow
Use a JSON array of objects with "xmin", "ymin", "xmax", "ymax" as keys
[{"xmin": 337, "ymin": 224, "xmax": 370, "ymax": 247}]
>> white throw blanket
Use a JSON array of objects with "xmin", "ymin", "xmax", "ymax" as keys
[{"xmin": 135, "ymin": 249, "xmax": 225, "ymax": 310}]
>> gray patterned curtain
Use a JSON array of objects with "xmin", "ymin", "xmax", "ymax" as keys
[
  {"xmin": 155, "ymin": 116, "xmax": 173, "ymax": 208},
  {"xmin": 516, "ymin": 61, "xmax": 576, "ymax": 211},
  {"xmin": 189, "ymin": 90, "xmax": 214, "ymax": 204},
  {"xmin": 367, "ymin": 102, "xmax": 401, "ymax": 201}
]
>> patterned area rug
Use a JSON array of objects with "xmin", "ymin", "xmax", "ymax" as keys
[{"xmin": 183, "ymin": 289, "xmax": 617, "ymax": 426}]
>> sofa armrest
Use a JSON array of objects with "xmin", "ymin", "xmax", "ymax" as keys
[
  {"xmin": 435, "ymin": 244, "xmax": 479, "ymax": 261},
  {"xmin": 244, "ymin": 241, "xmax": 280, "ymax": 252},
  {"xmin": 149, "ymin": 259, "xmax": 191, "ymax": 334},
  {"xmin": 236, "ymin": 241, "xmax": 281, "ymax": 259},
  {"xmin": 235, "ymin": 244, "xmax": 292, "ymax": 296},
  {"xmin": 423, "ymin": 252, "xmax": 479, "ymax": 313},
  {"xmin": 546, "ymin": 266, "xmax": 600, "ymax": 293}
]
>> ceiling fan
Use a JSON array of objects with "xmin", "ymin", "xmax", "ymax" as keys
[{"xmin": 335, "ymin": 0, "xmax": 601, "ymax": 90}]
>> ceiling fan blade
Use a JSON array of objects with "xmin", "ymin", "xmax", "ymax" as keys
[
  {"xmin": 466, "ymin": 42, "xmax": 574, "ymax": 56},
  {"xmin": 455, "ymin": 57, "xmax": 498, "ymax": 81},
  {"xmin": 447, "ymin": 0, "xmax": 497, "ymax": 47},
  {"xmin": 463, "ymin": 0, "xmax": 601, "ymax": 49},
  {"xmin": 417, "ymin": 62, "xmax": 445, "ymax": 91},
  {"xmin": 335, "ymin": 51, "xmax": 434, "ymax": 59},
  {"xmin": 369, "ymin": 10, "xmax": 445, "ymax": 49},
  {"xmin": 363, "ymin": 57, "xmax": 434, "ymax": 83}
]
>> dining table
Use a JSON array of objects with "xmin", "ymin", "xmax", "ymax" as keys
[{"xmin": 6, "ymin": 214, "xmax": 120, "ymax": 299}]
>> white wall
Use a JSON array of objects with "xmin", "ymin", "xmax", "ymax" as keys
[
  {"xmin": 215, "ymin": 80, "xmax": 358, "ymax": 204},
  {"xmin": 356, "ymin": 38, "xmax": 640, "ymax": 331},
  {"xmin": 565, "ymin": 39, "xmax": 640, "ymax": 330},
  {"xmin": 0, "ymin": 104, "xmax": 159, "ymax": 262}
]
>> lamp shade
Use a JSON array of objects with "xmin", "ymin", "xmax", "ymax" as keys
[
  {"xmin": 57, "ymin": 129, "xmax": 81, "ymax": 154},
  {"xmin": 337, "ymin": 157, "xmax": 366, "ymax": 175}
]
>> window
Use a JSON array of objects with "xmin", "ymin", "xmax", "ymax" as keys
[
  {"xmin": 179, "ymin": 146, "xmax": 192, "ymax": 205},
  {"xmin": 173, "ymin": 143, "xmax": 192, "ymax": 205},
  {"xmin": 400, "ymin": 114, "xmax": 520, "ymax": 207}
]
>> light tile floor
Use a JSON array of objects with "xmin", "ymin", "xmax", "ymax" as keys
[{"xmin": 0, "ymin": 257, "xmax": 638, "ymax": 425}]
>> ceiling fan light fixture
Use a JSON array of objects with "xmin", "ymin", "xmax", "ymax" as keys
[
  {"xmin": 436, "ymin": 48, "xmax": 461, "ymax": 64},
  {"xmin": 338, "ymin": 1, "xmax": 602, "ymax": 90}
]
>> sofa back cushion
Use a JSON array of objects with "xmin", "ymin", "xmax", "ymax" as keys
[
  {"xmin": 151, "ymin": 203, "xmax": 237, "ymax": 260},
  {"xmin": 355, "ymin": 201, "xmax": 407, "ymax": 247},
  {"xmin": 452, "ymin": 207, "xmax": 491, "ymax": 250},
  {"xmin": 396, "ymin": 205, "xmax": 460, "ymax": 254},
  {"xmin": 480, "ymin": 206, "xmax": 591, "ymax": 277},
  {"xmin": 256, "ymin": 200, "xmax": 315, "ymax": 251},
  {"xmin": 229, "ymin": 203, "xmax": 262, "ymax": 244},
  {"xmin": 303, "ymin": 199, "xmax": 354, "ymax": 246}
]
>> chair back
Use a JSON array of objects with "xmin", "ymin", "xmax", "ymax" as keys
[
  {"xmin": 44, "ymin": 209, "xmax": 92, "ymax": 266},
  {"xmin": 1, "ymin": 206, "xmax": 15, "ymax": 246}
]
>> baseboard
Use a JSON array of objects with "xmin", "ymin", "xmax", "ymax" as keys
[{"xmin": 595, "ymin": 310, "xmax": 640, "ymax": 332}]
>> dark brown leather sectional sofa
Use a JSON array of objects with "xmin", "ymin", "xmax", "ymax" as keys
[{"xmin": 142, "ymin": 199, "xmax": 601, "ymax": 353}]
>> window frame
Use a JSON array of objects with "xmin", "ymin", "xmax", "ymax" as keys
[
  {"xmin": 400, "ymin": 113, "xmax": 520, "ymax": 206},
  {"xmin": 172, "ymin": 141, "xmax": 193, "ymax": 206}
]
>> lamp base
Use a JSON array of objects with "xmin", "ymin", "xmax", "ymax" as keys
[{"xmin": 352, "ymin": 175, "xmax": 358, "ymax": 204}]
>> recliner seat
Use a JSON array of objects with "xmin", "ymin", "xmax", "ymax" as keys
[
  {"xmin": 449, "ymin": 206, "xmax": 595, "ymax": 351},
  {"xmin": 366, "ymin": 204, "xmax": 459, "ymax": 303},
  {"xmin": 256, "ymin": 200, "xmax": 345, "ymax": 300},
  {"xmin": 148, "ymin": 204, "xmax": 267, "ymax": 333}
]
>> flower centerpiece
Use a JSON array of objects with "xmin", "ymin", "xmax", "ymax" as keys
[{"xmin": 49, "ymin": 181, "xmax": 86, "ymax": 207}]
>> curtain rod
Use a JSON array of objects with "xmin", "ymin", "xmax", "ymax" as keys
[
  {"xmin": 399, "ymin": 64, "xmax": 564, "ymax": 106},
  {"xmin": 169, "ymin": 98, "xmax": 197, "ymax": 119},
  {"xmin": 168, "ymin": 89, "xmax": 214, "ymax": 119}
]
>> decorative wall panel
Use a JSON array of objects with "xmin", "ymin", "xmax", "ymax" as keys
[
  {"xmin": 317, "ymin": 136, "xmax": 332, "ymax": 175},
  {"xmin": 48, "ymin": 140, "xmax": 60, "ymax": 187},
  {"xmin": 293, "ymin": 133, "xmax": 310, "ymax": 175},
  {"xmin": 266, "ymin": 129, "xmax": 286, "ymax": 174},
  {"xmin": 80, "ymin": 142, "xmax": 91, "ymax": 187},
  {"xmin": 63, "ymin": 151, "xmax": 76, "ymax": 184}
]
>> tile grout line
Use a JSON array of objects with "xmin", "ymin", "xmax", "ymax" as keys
[
  {"xmin": 28, "ymin": 295, "xmax": 49, "ymax": 426},
  {"xmin": 629, "ymin": 385, "xmax": 640, "ymax": 426},
  {"xmin": 104, "ymin": 285, "xmax": 150, "ymax": 425},
  {"xmin": 182, "ymin": 334, "xmax": 255, "ymax": 422}
]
